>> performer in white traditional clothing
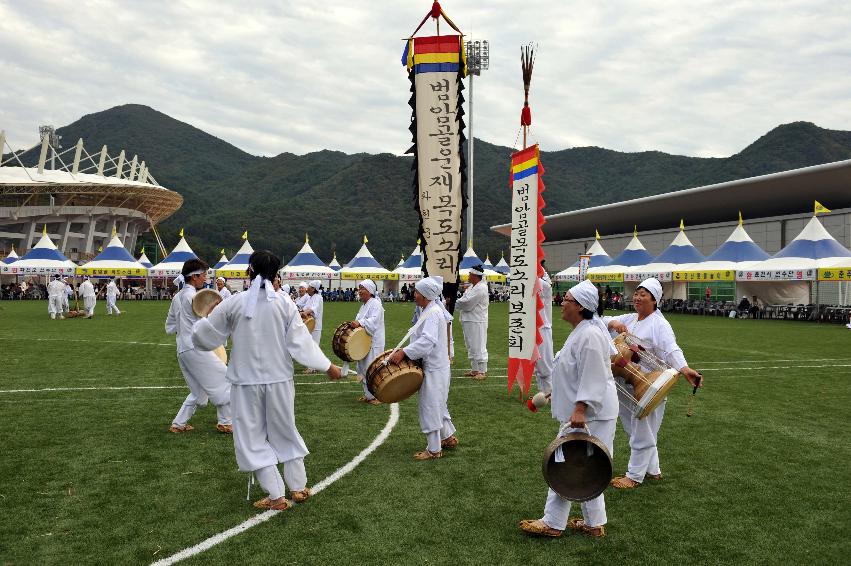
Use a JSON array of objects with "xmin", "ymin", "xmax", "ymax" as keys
[
  {"xmin": 603, "ymin": 277, "xmax": 703, "ymax": 489},
  {"xmin": 389, "ymin": 276, "xmax": 458, "ymax": 460},
  {"xmin": 192, "ymin": 250, "xmax": 342, "ymax": 510},
  {"xmin": 105, "ymin": 279, "xmax": 122, "ymax": 315},
  {"xmin": 62, "ymin": 279, "xmax": 72, "ymax": 313},
  {"xmin": 295, "ymin": 282, "xmax": 309, "ymax": 310},
  {"xmin": 47, "ymin": 275, "xmax": 66, "ymax": 319},
  {"xmin": 302, "ymin": 280, "xmax": 324, "ymax": 344},
  {"xmin": 165, "ymin": 259, "xmax": 233, "ymax": 434},
  {"xmin": 80, "ymin": 276, "xmax": 96, "ymax": 318},
  {"xmin": 534, "ymin": 272, "xmax": 554, "ymax": 394},
  {"xmin": 455, "ymin": 264, "xmax": 489, "ymax": 380},
  {"xmin": 350, "ymin": 279, "xmax": 385, "ymax": 405},
  {"xmin": 216, "ymin": 277, "xmax": 232, "ymax": 299},
  {"xmin": 520, "ymin": 279, "xmax": 619, "ymax": 538}
]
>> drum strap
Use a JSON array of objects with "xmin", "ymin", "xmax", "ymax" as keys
[{"xmin": 385, "ymin": 305, "xmax": 442, "ymax": 364}]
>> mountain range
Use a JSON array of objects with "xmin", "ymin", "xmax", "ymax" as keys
[{"xmin": 13, "ymin": 105, "xmax": 851, "ymax": 266}]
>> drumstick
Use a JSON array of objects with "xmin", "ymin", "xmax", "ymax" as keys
[{"xmin": 686, "ymin": 380, "xmax": 700, "ymax": 417}]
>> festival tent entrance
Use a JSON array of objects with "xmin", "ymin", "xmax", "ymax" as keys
[
  {"xmin": 587, "ymin": 232, "xmax": 654, "ymax": 289},
  {"xmin": 280, "ymin": 239, "xmax": 338, "ymax": 287},
  {"xmin": 77, "ymin": 234, "xmax": 148, "ymax": 277},
  {"xmin": 737, "ymin": 215, "xmax": 851, "ymax": 305},
  {"xmin": 0, "ymin": 229, "xmax": 76, "ymax": 276},
  {"xmin": 148, "ymin": 236, "xmax": 199, "ymax": 278},
  {"xmin": 554, "ymin": 237, "xmax": 611, "ymax": 283},
  {"xmin": 340, "ymin": 238, "xmax": 396, "ymax": 292},
  {"xmin": 217, "ymin": 239, "xmax": 254, "ymax": 280},
  {"xmin": 625, "ymin": 225, "xmax": 706, "ymax": 299},
  {"xmin": 672, "ymin": 221, "xmax": 770, "ymax": 302}
]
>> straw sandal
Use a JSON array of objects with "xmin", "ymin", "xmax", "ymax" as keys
[
  {"xmin": 611, "ymin": 475, "xmax": 640, "ymax": 489},
  {"xmin": 366, "ymin": 398, "xmax": 381, "ymax": 405},
  {"xmin": 471, "ymin": 373, "xmax": 487, "ymax": 381},
  {"xmin": 413, "ymin": 450, "xmax": 442, "ymax": 460},
  {"xmin": 291, "ymin": 488, "xmax": 311, "ymax": 503},
  {"xmin": 168, "ymin": 424, "xmax": 194, "ymax": 433},
  {"xmin": 441, "ymin": 435, "xmax": 459, "ymax": 449},
  {"xmin": 463, "ymin": 370, "xmax": 477, "ymax": 377},
  {"xmin": 646, "ymin": 473, "xmax": 663, "ymax": 481},
  {"xmin": 253, "ymin": 496, "xmax": 292, "ymax": 511},
  {"xmin": 567, "ymin": 518, "xmax": 606, "ymax": 538},
  {"xmin": 518, "ymin": 519, "xmax": 562, "ymax": 538},
  {"xmin": 216, "ymin": 424, "xmax": 233, "ymax": 434}
]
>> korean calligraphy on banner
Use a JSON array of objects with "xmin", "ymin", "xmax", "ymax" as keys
[
  {"xmin": 508, "ymin": 144, "xmax": 545, "ymax": 397},
  {"xmin": 578, "ymin": 254, "xmax": 591, "ymax": 282},
  {"xmin": 404, "ymin": 34, "xmax": 467, "ymax": 301},
  {"xmin": 737, "ymin": 269, "xmax": 816, "ymax": 281}
]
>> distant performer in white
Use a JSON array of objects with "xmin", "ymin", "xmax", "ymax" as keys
[
  {"xmin": 216, "ymin": 276, "xmax": 232, "ymax": 299},
  {"xmin": 63, "ymin": 278, "xmax": 72, "ymax": 313},
  {"xmin": 351, "ymin": 279, "xmax": 385, "ymax": 405},
  {"xmin": 455, "ymin": 264, "xmax": 489, "ymax": 380},
  {"xmin": 302, "ymin": 280, "xmax": 324, "ymax": 344},
  {"xmin": 105, "ymin": 278, "xmax": 122, "ymax": 315},
  {"xmin": 193, "ymin": 250, "xmax": 342, "ymax": 510},
  {"xmin": 534, "ymin": 271, "xmax": 554, "ymax": 394},
  {"xmin": 603, "ymin": 277, "xmax": 703, "ymax": 489},
  {"xmin": 80, "ymin": 276, "xmax": 96, "ymax": 318},
  {"xmin": 165, "ymin": 259, "xmax": 232, "ymax": 434},
  {"xmin": 295, "ymin": 281, "xmax": 309, "ymax": 310},
  {"xmin": 389, "ymin": 276, "xmax": 458, "ymax": 460},
  {"xmin": 47, "ymin": 274, "xmax": 66, "ymax": 320}
]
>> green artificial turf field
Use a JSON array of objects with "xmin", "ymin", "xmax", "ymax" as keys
[{"xmin": 0, "ymin": 299, "xmax": 848, "ymax": 565}]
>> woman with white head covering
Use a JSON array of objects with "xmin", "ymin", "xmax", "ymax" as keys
[
  {"xmin": 350, "ymin": 279, "xmax": 385, "ymax": 405},
  {"xmin": 216, "ymin": 276, "xmax": 232, "ymax": 299},
  {"xmin": 302, "ymin": 280, "xmax": 324, "ymax": 345},
  {"xmin": 192, "ymin": 250, "xmax": 341, "ymax": 510},
  {"xmin": 520, "ymin": 279, "xmax": 618, "ymax": 538},
  {"xmin": 295, "ymin": 281, "xmax": 309, "ymax": 310},
  {"xmin": 47, "ymin": 274, "xmax": 66, "ymax": 319},
  {"xmin": 602, "ymin": 277, "xmax": 703, "ymax": 489},
  {"xmin": 388, "ymin": 276, "xmax": 458, "ymax": 459}
]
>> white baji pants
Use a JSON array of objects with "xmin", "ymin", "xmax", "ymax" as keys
[
  {"xmin": 357, "ymin": 346, "xmax": 382, "ymax": 401},
  {"xmin": 418, "ymin": 365, "xmax": 456, "ymax": 452},
  {"xmin": 171, "ymin": 349, "xmax": 232, "ymax": 427},
  {"xmin": 461, "ymin": 320, "xmax": 488, "ymax": 373},
  {"xmin": 231, "ymin": 381, "xmax": 309, "ymax": 497},
  {"xmin": 106, "ymin": 296, "xmax": 121, "ymax": 315},
  {"xmin": 534, "ymin": 326, "xmax": 554, "ymax": 394},
  {"xmin": 618, "ymin": 386, "xmax": 665, "ymax": 482},
  {"xmin": 542, "ymin": 418, "xmax": 616, "ymax": 530},
  {"xmin": 48, "ymin": 296, "xmax": 64, "ymax": 317},
  {"xmin": 83, "ymin": 296, "xmax": 96, "ymax": 316}
]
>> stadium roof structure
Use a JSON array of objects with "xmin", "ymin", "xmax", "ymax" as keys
[{"xmin": 491, "ymin": 159, "xmax": 851, "ymax": 242}]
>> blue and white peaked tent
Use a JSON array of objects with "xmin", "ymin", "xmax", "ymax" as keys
[
  {"xmin": 328, "ymin": 253, "xmax": 342, "ymax": 272},
  {"xmin": 554, "ymin": 237, "xmax": 612, "ymax": 282},
  {"xmin": 0, "ymin": 246, "xmax": 19, "ymax": 268},
  {"xmin": 217, "ymin": 238, "xmax": 254, "ymax": 279},
  {"xmin": 587, "ymin": 232, "xmax": 654, "ymax": 282},
  {"xmin": 394, "ymin": 243, "xmax": 423, "ymax": 282},
  {"xmin": 149, "ymin": 236, "xmax": 199, "ymax": 278},
  {"xmin": 340, "ymin": 238, "xmax": 393, "ymax": 280},
  {"xmin": 626, "ymin": 226, "xmax": 705, "ymax": 282},
  {"xmin": 78, "ymin": 234, "xmax": 147, "ymax": 276},
  {"xmin": 674, "ymin": 221, "xmax": 770, "ymax": 280},
  {"xmin": 493, "ymin": 253, "xmax": 510, "ymax": 275},
  {"xmin": 213, "ymin": 252, "xmax": 229, "ymax": 271},
  {"xmin": 0, "ymin": 230, "xmax": 76, "ymax": 275},
  {"xmin": 137, "ymin": 250, "xmax": 153, "ymax": 269},
  {"xmin": 281, "ymin": 238, "xmax": 337, "ymax": 280}
]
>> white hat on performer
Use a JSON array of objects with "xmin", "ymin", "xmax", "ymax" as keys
[
  {"xmin": 299, "ymin": 281, "xmax": 308, "ymax": 289},
  {"xmin": 216, "ymin": 276, "xmax": 226, "ymax": 283},
  {"xmin": 569, "ymin": 279, "xmax": 599, "ymax": 312},
  {"xmin": 282, "ymin": 284, "xmax": 291, "ymax": 295},
  {"xmin": 358, "ymin": 279, "xmax": 377, "ymax": 296},
  {"xmin": 309, "ymin": 280, "xmax": 321, "ymax": 291},
  {"xmin": 638, "ymin": 277, "xmax": 663, "ymax": 303},
  {"xmin": 415, "ymin": 276, "xmax": 443, "ymax": 301}
]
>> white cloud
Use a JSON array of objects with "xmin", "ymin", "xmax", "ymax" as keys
[{"xmin": 1, "ymin": 0, "xmax": 850, "ymax": 158}]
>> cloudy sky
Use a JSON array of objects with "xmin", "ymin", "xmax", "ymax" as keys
[{"xmin": 1, "ymin": 0, "xmax": 850, "ymax": 158}]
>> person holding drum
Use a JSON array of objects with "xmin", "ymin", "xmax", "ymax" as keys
[
  {"xmin": 519, "ymin": 279, "xmax": 618, "ymax": 538},
  {"xmin": 603, "ymin": 277, "xmax": 703, "ymax": 489},
  {"xmin": 216, "ymin": 277, "xmax": 232, "ymax": 299},
  {"xmin": 295, "ymin": 281, "xmax": 309, "ymax": 310},
  {"xmin": 192, "ymin": 250, "xmax": 342, "ymax": 510},
  {"xmin": 350, "ymin": 279, "xmax": 385, "ymax": 405},
  {"xmin": 388, "ymin": 276, "xmax": 458, "ymax": 460},
  {"xmin": 455, "ymin": 264, "xmax": 489, "ymax": 380},
  {"xmin": 165, "ymin": 258, "xmax": 233, "ymax": 434},
  {"xmin": 302, "ymin": 280, "xmax": 324, "ymax": 345}
]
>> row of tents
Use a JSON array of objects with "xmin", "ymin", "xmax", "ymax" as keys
[
  {"xmin": 554, "ymin": 215, "xmax": 851, "ymax": 304},
  {"xmin": 0, "ymin": 230, "xmax": 511, "ymax": 285}
]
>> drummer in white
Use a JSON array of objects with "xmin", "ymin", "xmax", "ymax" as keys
[
  {"xmin": 455, "ymin": 264, "xmax": 489, "ymax": 380},
  {"xmin": 302, "ymin": 280, "xmax": 324, "ymax": 345},
  {"xmin": 519, "ymin": 279, "xmax": 618, "ymax": 538},
  {"xmin": 193, "ymin": 250, "xmax": 341, "ymax": 510},
  {"xmin": 389, "ymin": 276, "xmax": 458, "ymax": 460},
  {"xmin": 295, "ymin": 282, "xmax": 309, "ymax": 310},
  {"xmin": 603, "ymin": 277, "xmax": 702, "ymax": 489},
  {"xmin": 105, "ymin": 279, "xmax": 121, "ymax": 315},
  {"xmin": 350, "ymin": 279, "xmax": 385, "ymax": 405},
  {"xmin": 216, "ymin": 277, "xmax": 232, "ymax": 299}
]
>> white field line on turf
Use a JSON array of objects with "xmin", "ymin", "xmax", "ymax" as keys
[{"xmin": 150, "ymin": 402, "xmax": 400, "ymax": 566}]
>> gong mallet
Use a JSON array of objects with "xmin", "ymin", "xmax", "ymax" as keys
[{"xmin": 686, "ymin": 373, "xmax": 703, "ymax": 417}]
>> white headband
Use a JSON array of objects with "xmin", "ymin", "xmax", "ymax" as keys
[{"xmin": 469, "ymin": 267, "xmax": 484, "ymax": 276}]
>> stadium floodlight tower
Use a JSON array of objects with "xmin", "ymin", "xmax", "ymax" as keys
[
  {"xmin": 38, "ymin": 125, "xmax": 62, "ymax": 170},
  {"xmin": 465, "ymin": 39, "xmax": 489, "ymax": 248}
]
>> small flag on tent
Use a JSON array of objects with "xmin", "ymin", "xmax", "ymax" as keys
[
  {"xmin": 43, "ymin": 224, "xmax": 47, "ymax": 235},
  {"xmin": 98, "ymin": 245, "xmax": 103, "ymax": 252},
  {"xmin": 364, "ymin": 235, "xmax": 368, "ymax": 244},
  {"xmin": 305, "ymin": 233, "xmax": 310, "ymax": 243},
  {"xmin": 738, "ymin": 211, "xmax": 743, "ymax": 225},
  {"xmin": 112, "ymin": 225, "xmax": 117, "ymax": 236},
  {"xmin": 680, "ymin": 219, "xmax": 685, "ymax": 230},
  {"xmin": 814, "ymin": 200, "xmax": 831, "ymax": 215},
  {"xmin": 220, "ymin": 248, "xmax": 225, "ymax": 255},
  {"xmin": 242, "ymin": 230, "xmax": 248, "ymax": 240},
  {"xmin": 179, "ymin": 228, "xmax": 184, "ymax": 237},
  {"xmin": 633, "ymin": 225, "xmax": 638, "ymax": 237},
  {"xmin": 595, "ymin": 229, "xmax": 601, "ymax": 240}
]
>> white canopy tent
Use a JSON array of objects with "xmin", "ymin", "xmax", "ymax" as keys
[
  {"xmin": 77, "ymin": 234, "xmax": 148, "ymax": 277},
  {"xmin": 0, "ymin": 229, "xmax": 76, "ymax": 276}
]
